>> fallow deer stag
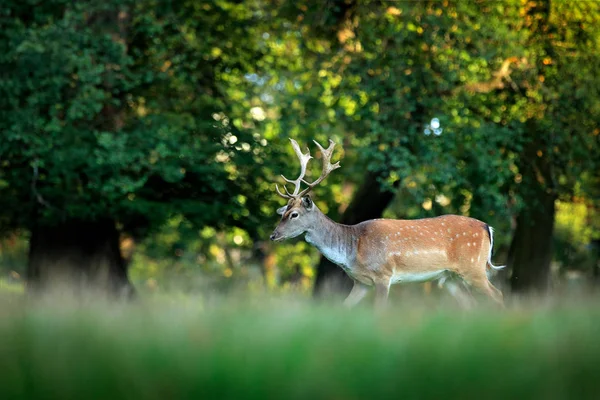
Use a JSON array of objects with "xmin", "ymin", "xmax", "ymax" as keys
[{"xmin": 270, "ymin": 138, "xmax": 505, "ymax": 308}]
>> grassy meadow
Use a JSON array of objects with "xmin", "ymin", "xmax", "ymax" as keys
[{"xmin": 1, "ymin": 291, "xmax": 600, "ymax": 400}]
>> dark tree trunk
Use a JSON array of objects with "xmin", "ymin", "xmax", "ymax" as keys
[
  {"xmin": 508, "ymin": 192, "xmax": 556, "ymax": 293},
  {"xmin": 591, "ymin": 239, "xmax": 600, "ymax": 287},
  {"xmin": 313, "ymin": 171, "xmax": 395, "ymax": 297},
  {"xmin": 27, "ymin": 219, "xmax": 134, "ymax": 298},
  {"xmin": 508, "ymin": 131, "xmax": 557, "ymax": 293}
]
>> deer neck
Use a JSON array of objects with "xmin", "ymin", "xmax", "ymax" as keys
[{"xmin": 305, "ymin": 208, "xmax": 357, "ymax": 269}]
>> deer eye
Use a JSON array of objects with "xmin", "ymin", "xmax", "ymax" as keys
[{"xmin": 290, "ymin": 212, "xmax": 299, "ymax": 219}]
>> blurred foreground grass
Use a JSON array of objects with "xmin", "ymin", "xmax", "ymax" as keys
[{"xmin": 1, "ymin": 293, "xmax": 599, "ymax": 400}]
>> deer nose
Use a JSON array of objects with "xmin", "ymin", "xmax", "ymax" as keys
[{"xmin": 270, "ymin": 233, "xmax": 276, "ymax": 241}]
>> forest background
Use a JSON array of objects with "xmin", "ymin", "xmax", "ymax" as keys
[{"xmin": 1, "ymin": 0, "xmax": 599, "ymax": 302}]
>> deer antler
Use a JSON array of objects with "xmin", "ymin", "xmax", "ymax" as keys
[
  {"xmin": 275, "ymin": 139, "xmax": 312, "ymax": 199},
  {"xmin": 297, "ymin": 139, "xmax": 340, "ymax": 197},
  {"xmin": 275, "ymin": 138, "xmax": 340, "ymax": 200}
]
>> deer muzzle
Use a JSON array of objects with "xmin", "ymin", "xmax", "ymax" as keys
[{"xmin": 270, "ymin": 230, "xmax": 283, "ymax": 241}]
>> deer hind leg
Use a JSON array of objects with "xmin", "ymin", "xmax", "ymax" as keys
[
  {"xmin": 343, "ymin": 281, "xmax": 369, "ymax": 308},
  {"xmin": 464, "ymin": 272, "xmax": 505, "ymax": 308},
  {"xmin": 484, "ymin": 280, "xmax": 505, "ymax": 307},
  {"xmin": 444, "ymin": 279, "xmax": 476, "ymax": 309}
]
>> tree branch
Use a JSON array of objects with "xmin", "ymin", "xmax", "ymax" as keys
[
  {"xmin": 455, "ymin": 57, "xmax": 522, "ymax": 94},
  {"xmin": 31, "ymin": 163, "xmax": 54, "ymax": 210}
]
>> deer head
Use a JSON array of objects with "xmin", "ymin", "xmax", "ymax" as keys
[{"xmin": 270, "ymin": 138, "xmax": 340, "ymax": 242}]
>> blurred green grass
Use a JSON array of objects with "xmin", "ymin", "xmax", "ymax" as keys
[{"xmin": 1, "ymin": 295, "xmax": 599, "ymax": 400}]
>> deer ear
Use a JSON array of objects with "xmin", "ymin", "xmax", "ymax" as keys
[
  {"xmin": 302, "ymin": 195, "xmax": 313, "ymax": 210},
  {"xmin": 277, "ymin": 206, "xmax": 287, "ymax": 215}
]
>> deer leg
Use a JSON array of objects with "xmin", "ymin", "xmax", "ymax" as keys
[
  {"xmin": 465, "ymin": 274, "xmax": 505, "ymax": 308},
  {"xmin": 444, "ymin": 279, "xmax": 475, "ymax": 310},
  {"xmin": 343, "ymin": 281, "xmax": 369, "ymax": 308},
  {"xmin": 374, "ymin": 282, "xmax": 390, "ymax": 309},
  {"xmin": 484, "ymin": 281, "xmax": 505, "ymax": 308}
]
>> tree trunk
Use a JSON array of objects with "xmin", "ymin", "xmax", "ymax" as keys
[
  {"xmin": 508, "ymin": 135, "xmax": 557, "ymax": 293},
  {"xmin": 313, "ymin": 171, "xmax": 395, "ymax": 297},
  {"xmin": 591, "ymin": 239, "xmax": 600, "ymax": 287},
  {"xmin": 508, "ymin": 193, "xmax": 556, "ymax": 293},
  {"xmin": 27, "ymin": 218, "xmax": 134, "ymax": 298}
]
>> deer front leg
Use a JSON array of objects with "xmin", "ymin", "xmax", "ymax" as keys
[
  {"xmin": 374, "ymin": 282, "xmax": 390, "ymax": 309},
  {"xmin": 343, "ymin": 281, "xmax": 369, "ymax": 308}
]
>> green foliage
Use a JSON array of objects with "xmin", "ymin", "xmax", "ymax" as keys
[
  {"xmin": 270, "ymin": 1, "xmax": 523, "ymax": 223},
  {"xmin": 0, "ymin": 232, "xmax": 28, "ymax": 276},
  {"xmin": 127, "ymin": 217, "xmax": 266, "ymax": 294},
  {"xmin": 0, "ymin": 0, "xmax": 278, "ymax": 239},
  {"xmin": 0, "ymin": 0, "xmax": 599, "ymax": 287},
  {"xmin": 554, "ymin": 201, "xmax": 597, "ymax": 271},
  {"xmin": 258, "ymin": 1, "xmax": 599, "ymax": 272},
  {"xmin": 272, "ymin": 1, "xmax": 599, "ymax": 223}
]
